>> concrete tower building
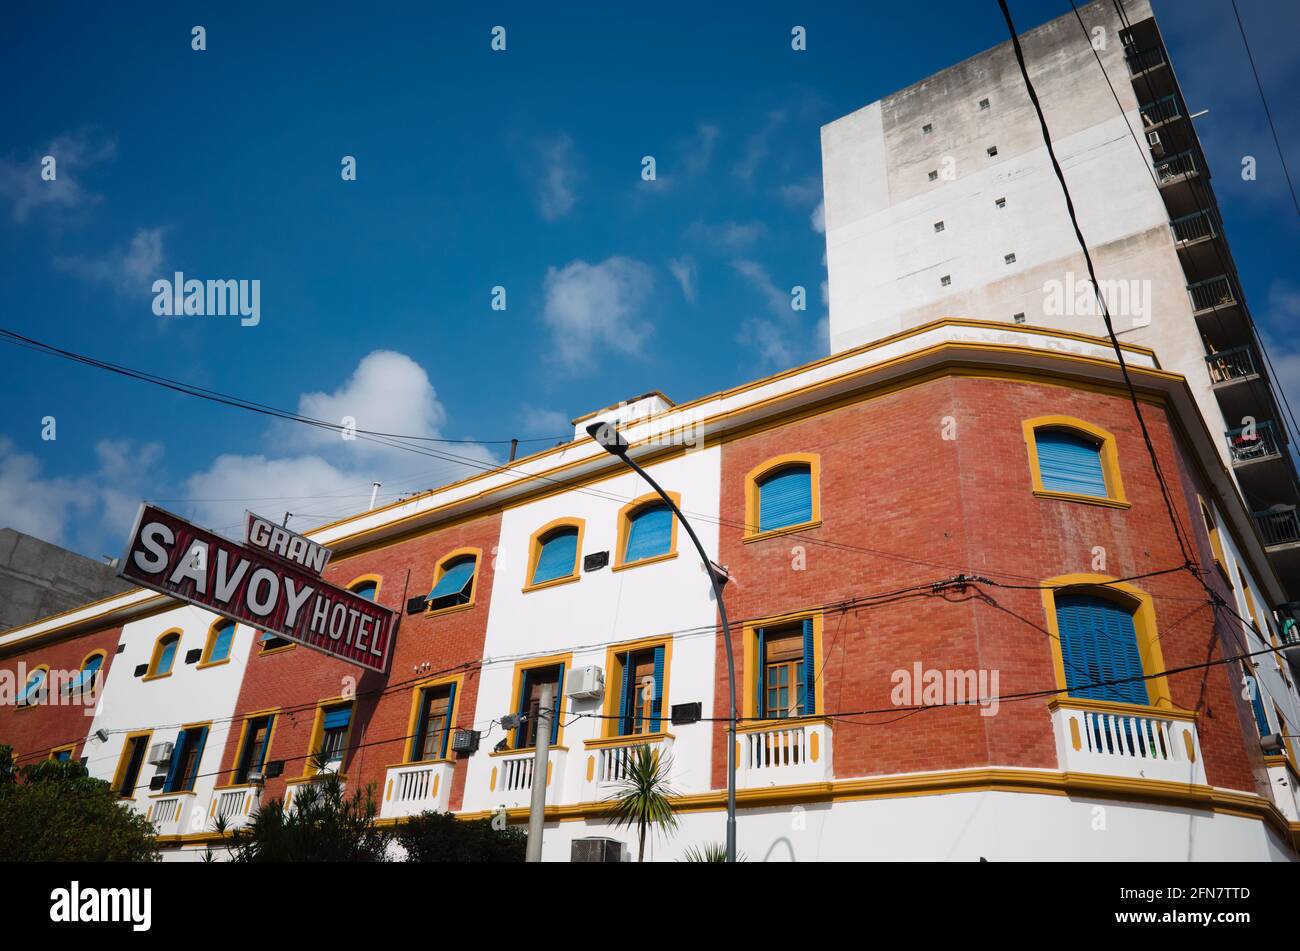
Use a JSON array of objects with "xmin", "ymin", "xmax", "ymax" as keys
[{"xmin": 821, "ymin": 0, "xmax": 1300, "ymax": 600}]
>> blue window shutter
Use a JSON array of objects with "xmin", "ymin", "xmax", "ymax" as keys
[
  {"xmin": 254, "ymin": 716, "xmax": 273, "ymax": 769},
  {"xmin": 1056, "ymin": 594, "xmax": 1148, "ymax": 705},
  {"xmin": 650, "ymin": 645, "xmax": 666, "ymax": 732},
  {"xmin": 1036, "ymin": 430, "xmax": 1107, "ymax": 496},
  {"xmin": 624, "ymin": 504, "xmax": 673, "ymax": 563},
  {"xmin": 164, "ymin": 729, "xmax": 187, "ymax": 792},
  {"xmin": 801, "ymin": 618, "xmax": 816, "ymax": 715},
  {"xmin": 411, "ymin": 690, "xmax": 429, "ymax": 760},
  {"xmin": 157, "ymin": 637, "xmax": 178, "ymax": 674},
  {"xmin": 551, "ymin": 665, "xmax": 564, "ymax": 744},
  {"xmin": 755, "ymin": 628, "xmax": 767, "ymax": 718},
  {"xmin": 758, "ymin": 466, "xmax": 813, "ymax": 531},
  {"xmin": 211, "ymin": 623, "xmax": 234, "ymax": 661},
  {"xmin": 441, "ymin": 682, "xmax": 458, "ymax": 758},
  {"xmin": 617, "ymin": 652, "xmax": 633, "ymax": 735},
  {"xmin": 429, "ymin": 559, "xmax": 476, "ymax": 600},
  {"xmin": 532, "ymin": 528, "xmax": 578, "ymax": 584},
  {"xmin": 1245, "ymin": 672, "xmax": 1271, "ymax": 738},
  {"xmin": 323, "ymin": 707, "xmax": 351, "ymax": 730},
  {"xmin": 352, "ymin": 581, "xmax": 377, "ymax": 602}
]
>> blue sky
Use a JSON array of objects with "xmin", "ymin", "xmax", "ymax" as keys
[{"xmin": 1, "ymin": 0, "xmax": 1296, "ymax": 559}]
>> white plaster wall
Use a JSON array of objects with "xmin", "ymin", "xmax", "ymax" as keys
[
  {"xmin": 540, "ymin": 788, "xmax": 1293, "ymax": 862},
  {"xmin": 463, "ymin": 446, "xmax": 722, "ymax": 813},
  {"xmin": 84, "ymin": 605, "xmax": 256, "ymax": 834}
]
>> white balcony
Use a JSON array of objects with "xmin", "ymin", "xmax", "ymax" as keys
[
  {"xmin": 735, "ymin": 717, "xmax": 833, "ymax": 789},
  {"xmin": 488, "ymin": 747, "xmax": 567, "ymax": 810},
  {"xmin": 581, "ymin": 733, "xmax": 674, "ymax": 801},
  {"xmin": 147, "ymin": 792, "xmax": 200, "ymax": 836},
  {"xmin": 1050, "ymin": 699, "xmax": 1205, "ymax": 784},
  {"xmin": 1265, "ymin": 760, "xmax": 1300, "ymax": 822},
  {"xmin": 380, "ymin": 760, "xmax": 455, "ymax": 819},
  {"xmin": 210, "ymin": 785, "xmax": 261, "ymax": 830}
]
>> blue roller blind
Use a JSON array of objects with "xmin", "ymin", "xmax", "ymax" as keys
[
  {"xmin": 323, "ymin": 706, "xmax": 352, "ymax": 730},
  {"xmin": 69, "ymin": 655, "xmax": 103, "ymax": 690},
  {"xmin": 1036, "ymin": 429, "xmax": 1107, "ymax": 497},
  {"xmin": 1244, "ymin": 670, "xmax": 1271, "ymax": 739},
  {"xmin": 624, "ymin": 504, "xmax": 672, "ymax": 563},
  {"xmin": 210, "ymin": 622, "xmax": 234, "ymax": 662},
  {"xmin": 429, "ymin": 558, "xmax": 476, "ymax": 600},
  {"xmin": 532, "ymin": 528, "xmax": 578, "ymax": 584},
  {"xmin": 758, "ymin": 466, "xmax": 812, "ymax": 531},
  {"xmin": 351, "ymin": 581, "xmax": 377, "ymax": 602},
  {"xmin": 1056, "ymin": 593, "xmax": 1148, "ymax": 705},
  {"xmin": 155, "ymin": 637, "xmax": 178, "ymax": 675}
]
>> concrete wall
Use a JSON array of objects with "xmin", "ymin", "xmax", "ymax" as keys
[{"xmin": 0, "ymin": 529, "xmax": 130, "ymax": 632}]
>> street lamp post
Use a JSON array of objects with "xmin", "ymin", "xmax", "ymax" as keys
[{"xmin": 585, "ymin": 421, "xmax": 738, "ymax": 862}]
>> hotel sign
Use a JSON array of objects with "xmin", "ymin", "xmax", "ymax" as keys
[
  {"xmin": 118, "ymin": 504, "xmax": 395, "ymax": 673},
  {"xmin": 244, "ymin": 511, "xmax": 333, "ymax": 576}
]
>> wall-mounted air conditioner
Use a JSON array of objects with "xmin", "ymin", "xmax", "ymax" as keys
[
  {"xmin": 571, "ymin": 837, "xmax": 624, "ymax": 863},
  {"xmin": 147, "ymin": 742, "xmax": 174, "ymax": 766},
  {"xmin": 566, "ymin": 666, "xmax": 604, "ymax": 700},
  {"xmin": 1147, "ymin": 130, "xmax": 1164, "ymax": 155}
]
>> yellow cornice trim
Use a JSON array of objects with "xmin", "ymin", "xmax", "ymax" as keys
[
  {"xmin": 583, "ymin": 732, "xmax": 676, "ymax": 751},
  {"xmin": 1046, "ymin": 696, "xmax": 1198, "ymax": 722}
]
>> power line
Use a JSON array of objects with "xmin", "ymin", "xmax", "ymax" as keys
[{"xmin": 1229, "ymin": 0, "xmax": 1300, "ymax": 217}]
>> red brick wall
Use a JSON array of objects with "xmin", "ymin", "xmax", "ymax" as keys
[
  {"xmin": 0, "ymin": 624, "xmax": 122, "ymax": 767},
  {"xmin": 214, "ymin": 512, "xmax": 501, "ymax": 811},
  {"xmin": 713, "ymin": 374, "xmax": 1256, "ymax": 793}
]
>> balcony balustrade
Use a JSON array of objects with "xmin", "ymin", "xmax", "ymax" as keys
[
  {"xmin": 1050, "ymin": 699, "xmax": 1205, "ymax": 784},
  {"xmin": 735, "ymin": 717, "xmax": 833, "ymax": 790},
  {"xmin": 1225, "ymin": 421, "xmax": 1282, "ymax": 466},
  {"xmin": 1204, "ymin": 345, "xmax": 1256, "ymax": 384},
  {"xmin": 379, "ymin": 760, "xmax": 455, "ymax": 819}
]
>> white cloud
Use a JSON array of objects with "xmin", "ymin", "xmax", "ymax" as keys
[
  {"xmin": 520, "ymin": 406, "xmax": 571, "ymax": 436},
  {"xmin": 55, "ymin": 226, "xmax": 166, "ymax": 297},
  {"xmin": 687, "ymin": 219, "xmax": 766, "ymax": 251},
  {"xmin": 732, "ymin": 259, "xmax": 810, "ymax": 370},
  {"xmin": 182, "ymin": 454, "xmax": 370, "ymax": 535},
  {"xmin": 733, "ymin": 110, "xmax": 787, "ymax": 184},
  {"xmin": 668, "ymin": 256, "xmax": 697, "ymax": 302},
  {"xmin": 542, "ymin": 256, "xmax": 654, "ymax": 371},
  {"xmin": 731, "ymin": 258, "xmax": 789, "ymax": 318},
  {"xmin": 534, "ymin": 134, "xmax": 579, "ymax": 221},
  {"xmin": 681, "ymin": 122, "xmax": 720, "ymax": 178},
  {"xmin": 0, "ymin": 130, "xmax": 115, "ymax": 223},
  {"xmin": 811, "ymin": 199, "xmax": 825, "ymax": 234}
]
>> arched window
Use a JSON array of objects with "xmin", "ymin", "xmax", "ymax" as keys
[
  {"xmin": 1055, "ymin": 593, "xmax": 1148, "ymax": 705},
  {"xmin": 147, "ymin": 632, "xmax": 181, "ymax": 679},
  {"xmin": 18, "ymin": 666, "xmax": 48, "ymax": 706},
  {"xmin": 1023, "ymin": 417, "xmax": 1126, "ymax": 506},
  {"xmin": 349, "ymin": 578, "xmax": 379, "ymax": 602},
  {"xmin": 617, "ymin": 497, "xmax": 676, "ymax": 568},
  {"xmin": 201, "ymin": 620, "xmax": 236, "ymax": 666},
  {"xmin": 427, "ymin": 552, "xmax": 478, "ymax": 614},
  {"xmin": 68, "ymin": 652, "xmax": 105, "ymax": 696},
  {"xmin": 745, "ymin": 454, "xmax": 821, "ymax": 537},
  {"xmin": 527, "ymin": 521, "xmax": 583, "ymax": 589}
]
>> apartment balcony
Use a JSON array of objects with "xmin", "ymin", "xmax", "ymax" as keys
[
  {"xmin": 1265, "ymin": 761, "xmax": 1300, "ymax": 822},
  {"xmin": 1155, "ymin": 149, "xmax": 1200, "ymax": 187},
  {"xmin": 1205, "ymin": 345, "xmax": 1258, "ymax": 387},
  {"xmin": 379, "ymin": 760, "xmax": 454, "ymax": 819},
  {"xmin": 1139, "ymin": 94, "xmax": 1183, "ymax": 130},
  {"xmin": 735, "ymin": 717, "xmax": 833, "ymax": 790},
  {"xmin": 283, "ymin": 774, "xmax": 344, "ymax": 812},
  {"xmin": 1188, "ymin": 275, "xmax": 1239, "ymax": 314},
  {"xmin": 487, "ymin": 747, "xmax": 567, "ymax": 811},
  {"xmin": 1255, "ymin": 505, "xmax": 1300, "ymax": 551},
  {"xmin": 1171, "ymin": 209, "xmax": 1219, "ymax": 248},
  {"xmin": 1125, "ymin": 45, "xmax": 1167, "ymax": 76},
  {"xmin": 1281, "ymin": 611, "xmax": 1300, "ymax": 674},
  {"xmin": 1049, "ymin": 699, "xmax": 1206, "ymax": 785},
  {"xmin": 580, "ymin": 733, "xmax": 674, "ymax": 802},
  {"xmin": 210, "ymin": 785, "xmax": 262, "ymax": 831},
  {"xmin": 1225, "ymin": 421, "xmax": 1283, "ymax": 468},
  {"xmin": 146, "ymin": 791, "xmax": 199, "ymax": 837}
]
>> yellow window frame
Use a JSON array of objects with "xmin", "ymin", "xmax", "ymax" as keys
[
  {"xmin": 613, "ymin": 493, "xmax": 680, "ymax": 571},
  {"xmin": 1022, "ymin": 416, "xmax": 1129, "ymax": 509},
  {"xmin": 743, "ymin": 452, "xmax": 822, "ymax": 542}
]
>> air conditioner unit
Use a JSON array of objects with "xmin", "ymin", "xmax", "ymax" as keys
[
  {"xmin": 566, "ymin": 666, "xmax": 604, "ymax": 700},
  {"xmin": 1147, "ymin": 130, "xmax": 1164, "ymax": 155},
  {"xmin": 451, "ymin": 729, "xmax": 481, "ymax": 755},
  {"xmin": 147, "ymin": 742, "xmax": 174, "ymax": 766},
  {"xmin": 571, "ymin": 837, "xmax": 624, "ymax": 863}
]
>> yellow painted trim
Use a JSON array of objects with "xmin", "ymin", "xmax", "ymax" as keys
[
  {"xmin": 1046, "ymin": 696, "xmax": 1196, "ymax": 722},
  {"xmin": 612, "ymin": 491, "xmax": 681, "ymax": 570},
  {"xmin": 741, "ymin": 611, "xmax": 825, "ymax": 720},
  {"xmin": 76, "ymin": 648, "xmax": 107, "ymax": 690},
  {"xmin": 734, "ymin": 714, "xmax": 833, "ymax": 735},
  {"xmin": 424, "ymin": 547, "xmax": 483, "ymax": 618},
  {"xmin": 506, "ymin": 652, "xmax": 574, "ymax": 749},
  {"xmin": 197, "ymin": 617, "xmax": 236, "ymax": 669},
  {"xmin": 402, "ymin": 672, "xmax": 466, "ymax": 763},
  {"xmin": 584, "ymin": 731, "xmax": 676, "ymax": 751},
  {"xmin": 111, "ymin": 730, "xmax": 154, "ymax": 799},
  {"xmin": 743, "ymin": 452, "xmax": 821, "ymax": 539},
  {"xmin": 258, "ymin": 638, "xmax": 297, "ymax": 655},
  {"xmin": 144, "ymin": 628, "xmax": 183, "ymax": 680},
  {"xmin": 346, "ymin": 573, "xmax": 384, "ymax": 600},
  {"xmin": 49, "ymin": 742, "xmax": 78, "ymax": 762},
  {"xmin": 599, "ymin": 635, "xmax": 674, "ymax": 739},
  {"xmin": 1196, "ymin": 496, "xmax": 1231, "ymax": 582},
  {"xmin": 229, "ymin": 707, "xmax": 280, "ymax": 786},
  {"xmin": 1039, "ymin": 574, "xmax": 1172, "ymax": 709},
  {"xmin": 522, "ymin": 518, "xmax": 585, "ymax": 593},
  {"xmin": 1022, "ymin": 415, "xmax": 1128, "ymax": 508}
]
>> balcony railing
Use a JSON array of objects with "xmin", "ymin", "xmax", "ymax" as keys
[
  {"xmin": 1050, "ymin": 700, "xmax": 1205, "ymax": 784},
  {"xmin": 1205, "ymin": 345, "xmax": 1257, "ymax": 384},
  {"xmin": 380, "ymin": 761, "xmax": 454, "ymax": 819},
  {"xmin": 212, "ymin": 785, "xmax": 261, "ymax": 830},
  {"xmin": 1253, "ymin": 505, "xmax": 1300, "ymax": 548},
  {"xmin": 1155, "ymin": 149, "xmax": 1198, "ymax": 184},
  {"xmin": 146, "ymin": 792, "xmax": 198, "ymax": 836},
  {"xmin": 1225, "ymin": 421, "xmax": 1282, "ymax": 465},
  {"xmin": 1125, "ymin": 46, "xmax": 1166, "ymax": 73},
  {"xmin": 735, "ymin": 717, "xmax": 833, "ymax": 790},
  {"xmin": 1140, "ymin": 95, "xmax": 1182, "ymax": 126},
  {"xmin": 1171, "ymin": 209, "xmax": 1218, "ymax": 244},
  {"xmin": 1188, "ymin": 275, "xmax": 1237, "ymax": 312},
  {"xmin": 581, "ymin": 734, "xmax": 674, "ymax": 800},
  {"xmin": 488, "ymin": 747, "xmax": 567, "ymax": 810}
]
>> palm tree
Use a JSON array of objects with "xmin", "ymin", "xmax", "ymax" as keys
[{"xmin": 604, "ymin": 744, "xmax": 678, "ymax": 862}]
